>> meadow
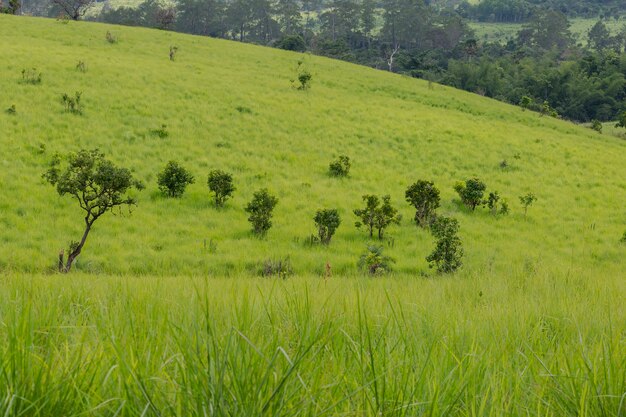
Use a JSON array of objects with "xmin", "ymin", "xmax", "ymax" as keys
[
  {"xmin": 470, "ymin": 17, "xmax": 625, "ymax": 44},
  {"xmin": 0, "ymin": 15, "xmax": 625, "ymax": 416}
]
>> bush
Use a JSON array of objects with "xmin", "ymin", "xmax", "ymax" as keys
[
  {"xmin": 207, "ymin": 169, "xmax": 235, "ymax": 207},
  {"xmin": 313, "ymin": 208, "xmax": 341, "ymax": 244},
  {"xmin": 454, "ymin": 178, "xmax": 486, "ymax": 211},
  {"xmin": 358, "ymin": 245, "xmax": 394, "ymax": 275},
  {"xmin": 61, "ymin": 92, "xmax": 83, "ymax": 114},
  {"xmin": 245, "ymin": 188, "xmax": 278, "ymax": 236},
  {"xmin": 169, "ymin": 46, "xmax": 178, "ymax": 61},
  {"xmin": 354, "ymin": 194, "xmax": 401, "ymax": 239},
  {"xmin": 292, "ymin": 60, "xmax": 312, "ymax": 90},
  {"xmin": 157, "ymin": 161, "xmax": 195, "ymax": 197},
  {"xmin": 260, "ymin": 257, "xmax": 293, "ymax": 278},
  {"xmin": 276, "ymin": 35, "xmax": 306, "ymax": 52},
  {"xmin": 5, "ymin": 104, "xmax": 16, "ymax": 115},
  {"xmin": 519, "ymin": 192, "xmax": 537, "ymax": 216},
  {"xmin": 105, "ymin": 31, "xmax": 118, "ymax": 43},
  {"xmin": 620, "ymin": 231, "xmax": 626, "ymax": 244},
  {"xmin": 426, "ymin": 216, "xmax": 463, "ymax": 274},
  {"xmin": 484, "ymin": 191, "xmax": 501, "ymax": 215},
  {"xmin": 328, "ymin": 155, "xmax": 351, "ymax": 177},
  {"xmin": 21, "ymin": 68, "xmax": 42, "ymax": 85},
  {"xmin": 76, "ymin": 61, "xmax": 87, "ymax": 72},
  {"xmin": 405, "ymin": 180, "xmax": 440, "ymax": 228},
  {"xmin": 150, "ymin": 124, "xmax": 169, "ymax": 138},
  {"xmin": 590, "ymin": 119, "xmax": 602, "ymax": 133}
]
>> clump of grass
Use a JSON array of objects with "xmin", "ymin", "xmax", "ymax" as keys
[
  {"xmin": 105, "ymin": 31, "xmax": 118, "ymax": 43},
  {"xmin": 150, "ymin": 124, "xmax": 169, "ymax": 138},
  {"xmin": 259, "ymin": 257, "xmax": 293, "ymax": 278},
  {"xmin": 20, "ymin": 68, "xmax": 42, "ymax": 85},
  {"xmin": 5, "ymin": 104, "xmax": 16, "ymax": 115}
]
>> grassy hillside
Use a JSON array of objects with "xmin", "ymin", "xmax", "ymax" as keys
[
  {"xmin": 1, "ymin": 15, "xmax": 625, "ymax": 276},
  {"xmin": 0, "ymin": 15, "xmax": 625, "ymax": 417}
]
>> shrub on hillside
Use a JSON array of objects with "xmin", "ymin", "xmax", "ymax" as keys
[
  {"xmin": 590, "ymin": 119, "xmax": 602, "ymax": 133},
  {"xmin": 426, "ymin": 216, "xmax": 463, "ymax": 274},
  {"xmin": 358, "ymin": 245, "xmax": 394, "ymax": 275},
  {"xmin": 245, "ymin": 189, "xmax": 278, "ymax": 236},
  {"xmin": 260, "ymin": 257, "xmax": 293, "ymax": 278},
  {"xmin": 454, "ymin": 178, "xmax": 486, "ymax": 211},
  {"xmin": 62, "ymin": 92, "xmax": 83, "ymax": 114},
  {"xmin": 20, "ymin": 68, "xmax": 42, "ymax": 85},
  {"xmin": 314, "ymin": 208, "xmax": 341, "ymax": 244},
  {"xmin": 354, "ymin": 194, "xmax": 401, "ymax": 240},
  {"xmin": 328, "ymin": 155, "xmax": 351, "ymax": 177},
  {"xmin": 207, "ymin": 169, "xmax": 235, "ymax": 207},
  {"xmin": 157, "ymin": 161, "xmax": 194, "ymax": 197},
  {"xmin": 620, "ymin": 231, "xmax": 626, "ymax": 244},
  {"xmin": 405, "ymin": 180, "xmax": 440, "ymax": 228},
  {"xmin": 276, "ymin": 35, "xmax": 306, "ymax": 52},
  {"xmin": 519, "ymin": 192, "xmax": 537, "ymax": 217}
]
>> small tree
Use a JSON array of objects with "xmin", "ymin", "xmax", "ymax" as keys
[
  {"xmin": 43, "ymin": 149, "xmax": 143, "ymax": 272},
  {"xmin": 519, "ymin": 192, "xmax": 537, "ymax": 216},
  {"xmin": 207, "ymin": 170, "xmax": 235, "ymax": 207},
  {"xmin": 328, "ymin": 155, "xmax": 351, "ymax": 177},
  {"xmin": 590, "ymin": 119, "xmax": 602, "ymax": 133},
  {"xmin": 426, "ymin": 216, "xmax": 463, "ymax": 274},
  {"xmin": 157, "ymin": 161, "xmax": 194, "ymax": 197},
  {"xmin": 405, "ymin": 180, "xmax": 440, "ymax": 227},
  {"xmin": 314, "ymin": 208, "xmax": 341, "ymax": 244},
  {"xmin": 484, "ymin": 191, "xmax": 501, "ymax": 215},
  {"xmin": 245, "ymin": 189, "xmax": 278, "ymax": 236},
  {"xmin": 454, "ymin": 178, "xmax": 486, "ymax": 211},
  {"xmin": 52, "ymin": 0, "xmax": 95, "ymax": 20},
  {"xmin": 354, "ymin": 194, "xmax": 401, "ymax": 239},
  {"xmin": 615, "ymin": 111, "xmax": 626, "ymax": 130},
  {"xmin": 358, "ymin": 245, "xmax": 394, "ymax": 275}
]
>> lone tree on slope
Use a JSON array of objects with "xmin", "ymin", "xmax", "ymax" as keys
[
  {"xmin": 43, "ymin": 149, "xmax": 143, "ymax": 272},
  {"xmin": 51, "ymin": 0, "xmax": 95, "ymax": 20}
]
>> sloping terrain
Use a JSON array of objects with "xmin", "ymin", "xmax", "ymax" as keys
[{"xmin": 0, "ymin": 15, "xmax": 625, "ymax": 276}]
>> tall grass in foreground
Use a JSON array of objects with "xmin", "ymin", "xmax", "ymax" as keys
[{"xmin": 0, "ymin": 271, "xmax": 624, "ymax": 416}]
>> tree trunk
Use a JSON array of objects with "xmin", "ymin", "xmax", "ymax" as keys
[{"xmin": 63, "ymin": 221, "xmax": 92, "ymax": 273}]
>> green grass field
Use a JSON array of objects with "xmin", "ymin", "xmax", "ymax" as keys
[
  {"xmin": 0, "ymin": 15, "xmax": 625, "ymax": 416},
  {"xmin": 470, "ymin": 18, "xmax": 625, "ymax": 44}
]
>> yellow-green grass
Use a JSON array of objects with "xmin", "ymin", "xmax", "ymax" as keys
[
  {"xmin": 0, "ymin": 271, "xmax": 624, "ymax": 415},
  {"xmin": 1, "ymin": 15, "xmax": 625, "ymax": 276},
  {"xmin": 470, "ymin": 17, "xmax": 625, "ymax": 43}
]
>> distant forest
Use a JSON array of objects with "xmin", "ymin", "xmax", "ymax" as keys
[{"xmin": 10, "ymin": 0, "xmax": 626, "ymax": 123}]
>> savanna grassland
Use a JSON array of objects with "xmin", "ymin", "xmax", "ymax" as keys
[{"xmin": 0, "ymin": 14, "xmax": 625, "ymax": 416}]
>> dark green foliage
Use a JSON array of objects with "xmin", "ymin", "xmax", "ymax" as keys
[
  {"xmin": 519, "ymin": 95, "xmax": 533, "ymax": 110},
  {"xmin": 426, "ymin": 216, "xmax": 463, "ymax": 274},
  {"xmin": 358, "ymin": 245, "xmax": 394, "ymax": 275},
  {"xmin": 207, "ymin": 169, "xmax": 235, "ymax": 207},
  {"xmin": 62, "ymin": 92, "xmax": 82, "ymax": 114},
  {"xmin": 169, "ymin": 45, "xmax": 178, "ymax": 61},
  {"xmin": 590, "ymin": 119, "xmax": 602, "ymax": 133},
  {"xmin": 245, "ymin": 188, "xmax": 278, "ymax": 236},
  {"xmin": 157, "ymin": 161, "xmax": 195, "ymax": 197},
  {"xmin": 500, "ymin": 200, "xmax": 510, "ymax": 215},
  {"xmin": 292, "ymin": 61, "xmax": 312, "ymax": 90},
  {"xmin": 354, "ymin": 194, "xmax": 401, "ymax": 240},
  {"xmin": 76, "ymin": 60, "xmax": 87, "ymax": 72},
  {"xmin": 0, "ymin": 0, "xmax": 20, "ymax": 14},
  {"xmin": 484, "ymin": 191, "xmax": 505, "ymax": 215},
  {"xmin": 541, "ymin": 101, "xmax": 559, "ymax": 118},
  {"xmin": 5, "ymin": 105, "xmax": 16, "ymax": 115},
  {"xmin": 454, "ymin": 178, "xmax": 486, "ymax": 211},
  {"xmin": 43, "ymin": 149, "xmax": 143, "ymax": 272},
  {"xmin": 328, "ymin": 155, "xmax": 351, "ymax": 177},
  {"xmin": 105, "ymin": 31, "xmax": 118, "ymax": 43},
  {"xmin": 260, "ymin": 257, "xmax": 293, "ymax": 278},
  {"xmin": 620, "ymin": 231, "xmax": 626, "ymax": 244},
  {"xmin": 21, "ymin": 68, "xmax": 42, "ymax": 85},
  {"xmin": 276, "ymin": 35, "xmax": 306, "ymax": 52},
  {"xmin": 313, "ymin": 208, "xmax": 341, "ymax": 244},
  {"xmin": 616, "ymin": 111, "xmax": 626, "ymax": 130},
  {"xmin": 405, "ymin": 180, "xmax": 440, "ymax": 228},
  {"xmin": 150, "ymin": 124, "xmax": 169, "ymax": 138},
  {"xmin": 519, "ymin": 192, "xmax": 537, "ymax": 216}
]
